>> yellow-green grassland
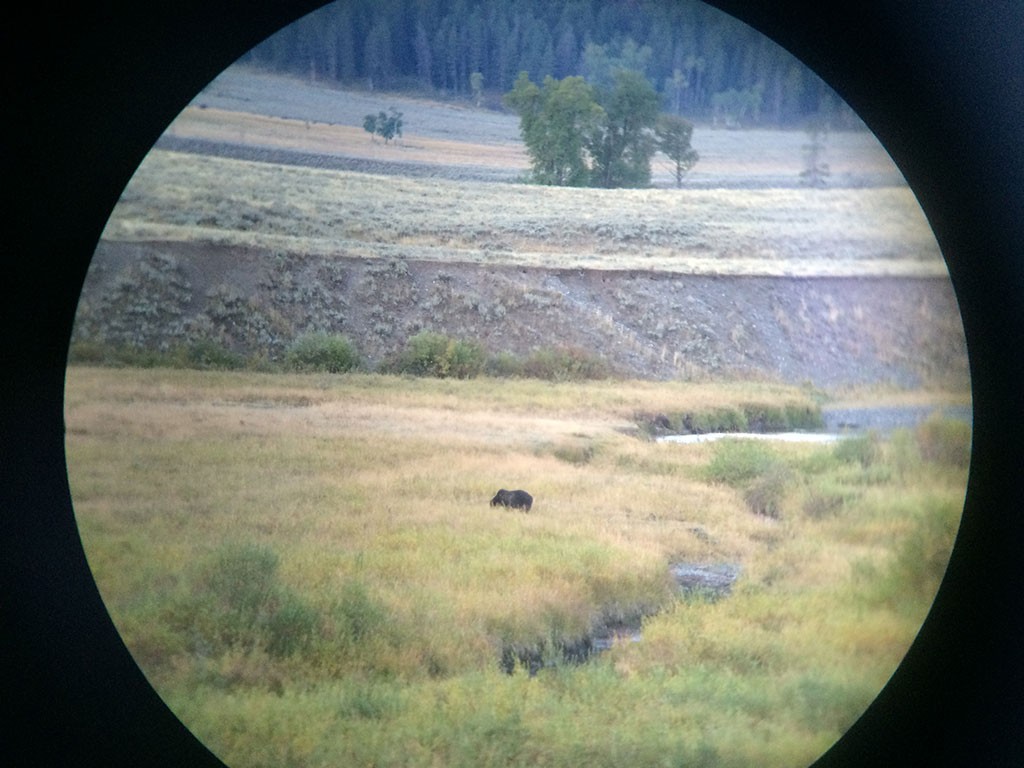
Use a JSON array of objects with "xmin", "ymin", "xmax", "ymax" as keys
[{"xmin": 66, "ymin": 367, "xmax": 969, "ymax": 768}]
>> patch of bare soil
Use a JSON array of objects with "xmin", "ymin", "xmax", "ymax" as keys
[{"xmin": 76, "ymin": 240, "xmax": 969, "ymax": 390}]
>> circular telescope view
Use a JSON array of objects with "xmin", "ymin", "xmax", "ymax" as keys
[{"xmin": 65, "ymin": 2, "xmax": 971, "ymax": 766}]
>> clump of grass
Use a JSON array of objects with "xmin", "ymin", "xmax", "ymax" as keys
[
  {"xmin": 855, "ymin": 496, "xmax": 962, "ymax": 613},
  {"xmin": 285, "ymin": 331, "xmax": 361, "ymax": 373},
  {"xmin": 637, "ymin": 400, "xmax": 823, "ymax": 436},
  {"xmin": 181, "ymin": 542, "xmax": 319, "ymax": 660},
  {"xmin": 832, "ymin": 432, "xmax": 880, "ymax": 467},
  {"xmin": 802, "ymin": 479, "xmax": 860, "ymax": 520},
  {"xmin": 704, "ymin": 439, "xmax": 793, "ymax": 517},
  {"xmin": 704, "ymin": 440, "xmax": 781, "ymax": 486},
  {"xmin": 743, "ymin": 464, "xmax": 791, "ymax": 518},
  {"xmin": 915, "ymin": 415, "xmax": 972, "ymax": 468},
  {"xmin": 690, "ymin": 406, "xmax": 748, "ymax": 433}
]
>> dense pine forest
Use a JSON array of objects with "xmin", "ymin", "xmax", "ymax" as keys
[{"xmin": 244, "ymin": 0, "xmax": 860, "ymax": 128}]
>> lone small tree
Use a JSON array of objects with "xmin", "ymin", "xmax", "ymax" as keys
[
  {"xmin": 363, "ymin": 108, "xmax": 404, "ymax": 144},
  {"xmin": 470, "ymin": 71, "xmax": 484, "ymax": 107},
  {"xmin": 800, "ymin": 115, "xmax": 830, "ymax": 188},
  {"xmin": 655, "ymin": 114, "xmax": 699, "ymax": 187},
  {"xmin": 362, "ymin": 113, "xmax": 378, "ymax": 140}
]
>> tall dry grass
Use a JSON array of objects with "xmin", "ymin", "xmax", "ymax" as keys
[{"xmin": 65, "ymin": 366, "xmax": 969, "ymax": 768}]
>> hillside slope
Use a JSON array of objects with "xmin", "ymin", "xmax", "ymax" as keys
[{"xmin": 77, "ymin": 240, "xmax": 969, "ymax": 389}]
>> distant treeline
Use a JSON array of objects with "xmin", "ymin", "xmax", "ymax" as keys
[{"xmin": 245, "ymin": 0, "xmax": 861, "ymax": 128}]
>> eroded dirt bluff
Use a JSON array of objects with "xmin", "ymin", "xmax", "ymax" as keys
[{"xmin": 75, "ymin": 240, "xmax": 969, "ymax": 389}]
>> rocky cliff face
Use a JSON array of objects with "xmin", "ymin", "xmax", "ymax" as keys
[{"xmin": 74, "ymin": 239, "xmax": 970, "ymax": 390}]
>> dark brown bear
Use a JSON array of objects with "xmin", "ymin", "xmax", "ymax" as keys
[{"xmin": 490, "ymin": 489, "xmax": 533, "ymax": 512}]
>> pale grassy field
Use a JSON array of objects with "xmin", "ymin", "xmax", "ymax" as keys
[
  {"xmin": 66, "ymin": 366, "xmax": 968, "ymax": 768},
  {"xmin": 105, "ymin": 149, "xmax": 945, "ymax": 277}
]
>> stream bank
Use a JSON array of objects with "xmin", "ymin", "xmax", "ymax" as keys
[
  {"xmin": 499, "ymin": 562, "xmax": 742, "ymax": 675},
  {"xmin": 657, "ymin": 403, "xmax": 972, "ymax": 445}
]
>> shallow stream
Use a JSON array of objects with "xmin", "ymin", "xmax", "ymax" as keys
[{"xmin": 657, "ymin": 404, "xmax": 972, "ymax": 445}]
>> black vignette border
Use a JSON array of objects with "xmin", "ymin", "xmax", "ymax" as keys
[{"xmin": 3, "ymin": 2, "xmax": 1022, "ymax": 767}]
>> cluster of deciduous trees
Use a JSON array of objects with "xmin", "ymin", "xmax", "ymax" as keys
[
  {"xmin": 246, "ymin": 0, "xmax": 856, "ymax": 128},
  {"xmin": 504, "ymin": 69, "xmax": 696, "ymax": 188},
  {"xmin": 362, "ymin": 108, "xmax": 404, "ymax": 143}
]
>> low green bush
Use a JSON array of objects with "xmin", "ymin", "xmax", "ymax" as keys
[
  {"xmin": 66, "ymin": 339, "xmax": 113, "ymax": 365},
  {"xmin": 741, "ymin": 403, "xmax": 788, "ymax": 432},
  {"xmin": 185, "ymin": 542, "xmax": 319, "ymax": 659},
  {"xmin": 391, "ymin": 331, "xmax": 486, "ymax": 378},
  {"xmin": 69, "ymin": 338, "xmax": 251, "ymax": 371},
  {"xmin": 178, "ymin": 338, "xmax": 247, "ymax": 370},
  {"xmin": 704, "ymin": 440, "xmax": 781, "ymax": 488},
  {"xmin": 551, "ymin": 443, "xmax": 597, "ymax": 465},
  {"xmin": 520, "ymin": 346, "xmax": 611, "ymax": 381},
  {"xmin": 705, "ymin": 440, "xmax": 792, "ymax": 518},
  {"xmin": 802, "ymin": 479, "xmax": 860, "ymax": 519},
  {"xmin": 783, "ymin": 402, "xmax": 826, "ymax": 430},
  {"xmin": 484, "ymin": 351, "xmax": 524, "ymax": 378},
  {"xmin": 285, "ymin": 332, "xmax": 361, "ymax": 373},
  {"xmin": 445, "ymin": 337, "xmax": 488, "ymax": 379},
  {"xmin": 67, "ymin": 339, "xmax": 173, "ymax": 368},
  {"xmin": 329, "ymin": 579, "xmax": 389, "ymax": 647}
]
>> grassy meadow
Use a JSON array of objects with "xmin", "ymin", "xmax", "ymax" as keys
[
  {"xmin": 103, "ymin": 149, "xmax": 946, "ymax": 278},
  {"xmin": 66, "ymin": 365, "xmax": 969, "ymax": 768}
]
